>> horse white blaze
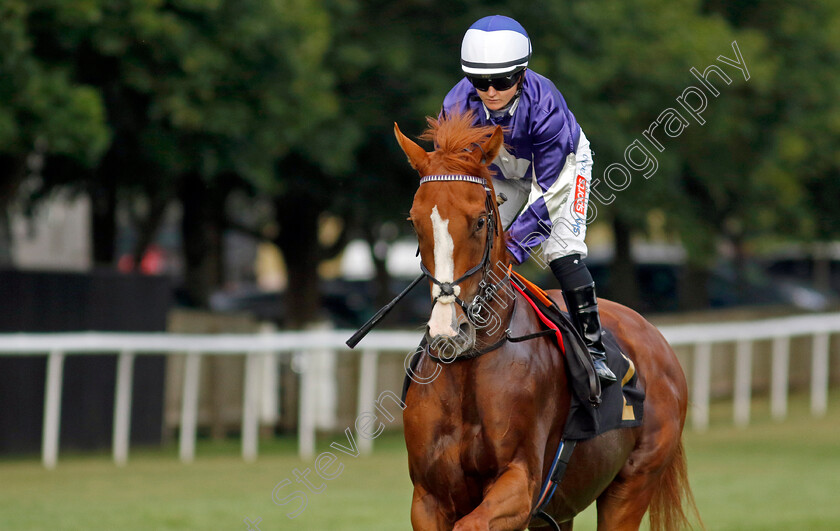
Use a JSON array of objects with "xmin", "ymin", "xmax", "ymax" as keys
[{"xmin": 428, "ymin": 206, "xmax": 460, "ymax": 337}]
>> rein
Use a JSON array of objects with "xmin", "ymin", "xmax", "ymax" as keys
[{"xmin": 425, "ymin": 296, "xmax": 557, "ymax": 362}]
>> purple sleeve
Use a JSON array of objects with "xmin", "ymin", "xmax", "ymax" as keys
[
  {"xmin": 505, "ymin": 105, "xmax": 576, "ymax": 264},
  {"xmin": 442, "ymin": 79, "xmax": 478, "ymax": 119}
]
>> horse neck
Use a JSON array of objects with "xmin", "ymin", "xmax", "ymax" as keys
[{"xmin": 473, "ymin": 247, "xmax": 516, "ymax": 342}]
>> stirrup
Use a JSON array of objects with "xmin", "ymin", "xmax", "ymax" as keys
[{"xmin": 592, "ymin": 356, "xmax": 617, "ymax": 383}]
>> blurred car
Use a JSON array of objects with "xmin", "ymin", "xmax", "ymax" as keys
[
  {"xmin": 209, "ymin": 277, "xmax": 432, "ymax": 328},
  {"xmin": 707, "ymin": 264, "xmax": 836, "ymax": 311}
]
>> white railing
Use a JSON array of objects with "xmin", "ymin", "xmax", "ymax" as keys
[
  {"xmin": 0, "ymin": 312, "xmax": 838, "ymax": 468},
  {"xmin": 659, "ymin": 312, "xmax": 839, "ymax": 429}
]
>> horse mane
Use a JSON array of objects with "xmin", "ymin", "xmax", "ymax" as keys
[
  {"xmin": 419, "ymin": 111, "xmax": 501, "ymax": 177},
  {"xmin": 417, "ymin": 110, "xmax": 514, "ymax": 260}
]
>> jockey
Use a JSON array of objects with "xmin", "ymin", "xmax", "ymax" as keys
[{"xmin": 442, "ymin": 15, "xmax": 616, "ymax": 383}]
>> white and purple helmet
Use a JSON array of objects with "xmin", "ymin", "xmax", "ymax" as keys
[{"xmin": 460, "ymin": 15, "xmax": 531, "ymax": 78}]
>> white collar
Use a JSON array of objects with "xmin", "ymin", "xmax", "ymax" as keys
[{"xmin": 482, "ymin": 92, "xmax": 522, "ymax": 120}]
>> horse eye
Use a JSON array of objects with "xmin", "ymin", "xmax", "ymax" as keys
[{"xmin": 475, "ymin": 217, "xmax": 486, "ymax": 232}]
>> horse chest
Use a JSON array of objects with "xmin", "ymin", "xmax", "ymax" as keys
[
  {"xmin": 407, "ymin": 355, "xmax": 543, "ymax": 493},
  {"xmin": 443, "ymin": 403, "xmax": 521, "ymax": 476},
  {"xmin": 458, "ymin": 423, "xmax": 502, "ymax": 476},
  {"xmin": 411, "ymin": 404, "xmax": 515, "ymax": 486}
]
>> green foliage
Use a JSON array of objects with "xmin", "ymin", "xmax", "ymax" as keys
[
  {"xmin": 511, "ymin": 0, "xmax": 839, "ymax": 262},
  {"xmin": 30, "ymin": 0, "xmax": 338, "ymax": 187},
  {"xmin": 521, "ymin": 1, "xmax": 773, "ymax": 262},
  {"xmin": 5, "ymin": 0, "xmax": 839, "ymax": 303},
  {"xmin": 734, "ymin": 0, "xmax": 840, "ymax": 241},
  {"xmin": 0, "ymin": 1, "xmax": 108, "ymax": 165}
]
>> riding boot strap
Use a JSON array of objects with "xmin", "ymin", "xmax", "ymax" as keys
[{"xmin": 561, "ymin": 283, "xmax": 617, "ymax": 383}]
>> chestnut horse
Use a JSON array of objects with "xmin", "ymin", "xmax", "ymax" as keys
[{"xmin": 395, "ymin": 112, "xmax": 697, "ymax": 530}]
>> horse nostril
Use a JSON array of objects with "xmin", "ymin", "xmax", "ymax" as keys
[{"xmin": 458, "ymin": 320, "xmax": 472, "ymax": 337}]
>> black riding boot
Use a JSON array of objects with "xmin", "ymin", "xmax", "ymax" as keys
[{"xmin": 562, "ymin": 283, "xmax": 617, "ymax": 384}]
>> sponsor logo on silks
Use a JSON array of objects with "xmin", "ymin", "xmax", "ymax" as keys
[
  {"xmin": 568, "ymin": 216, "xmax": 584, "ymax": 236},
  {"xmin": 573, "ymin": 175, "xmax": 588, "ymax": 216}
]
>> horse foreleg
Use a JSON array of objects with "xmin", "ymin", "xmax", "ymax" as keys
[
  {"xmin": 453, "ymin": 464, "xmax": 534, "ymax": 531},
  {"xmin": 411, "ymin": 485, "xmax": 452, "ymax": 530}
]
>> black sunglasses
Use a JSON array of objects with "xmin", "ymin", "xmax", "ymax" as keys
[{"xmin": 467, "ymin": 71, "xmax": 523, "ymax": 92}]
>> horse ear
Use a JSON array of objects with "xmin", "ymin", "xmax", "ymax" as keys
[
  {"xmin": 394, "ymin": 123, "xmax": 429, "ymax": 174},
  {"xmin": 481, "ymin": 126, "xmax": 504, "ymax": 166}
]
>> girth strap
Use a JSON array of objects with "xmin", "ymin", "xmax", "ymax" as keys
[{"xmin": 533, "ymin": 439, "xmax": 578, "ymax": 529}]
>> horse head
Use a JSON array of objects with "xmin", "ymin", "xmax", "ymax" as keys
[{"xmin": 394, "ymin": 111, "xmax": 510, "ymax": 357}]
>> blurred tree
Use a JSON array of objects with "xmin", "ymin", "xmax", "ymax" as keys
[
  {"xmin": 705, "ymin": 0, "xmax": 840, "ymax": 290},
  {"xmin": 519, "ymin": 0, "xmax": 781, "ymax": 308},
  {"xmin": 0, "ymin": 1, "xmax": 108, "ymax": 266},
  {"xmin": 322, "ymin": 0, "xmax": 471, "ymax": 311},
  {"xmin": 249, "ymin": 0, "xmax": 497, "ymax": 324},
  {"xmin": 10, "ymin": 0, "xmax": 837, "ymax": 323},
  {"xmin": 24, "ymin": 0, "xmax": 338, "ymax": 307}
]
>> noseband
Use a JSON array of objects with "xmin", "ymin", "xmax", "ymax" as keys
[{"xmin": 418, "ymin": 174, "xmax": 507, "ymax": 319}]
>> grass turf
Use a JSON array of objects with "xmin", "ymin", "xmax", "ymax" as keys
[{"xmin": 1, "ymin": 392, "xmax": 838, "ymax": 530}]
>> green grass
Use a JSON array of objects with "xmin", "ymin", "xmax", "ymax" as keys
[
  {"xmin": 1, "ymin": 393, "xmax": 839, "ymax": 530},
  {"xmin": 682, "ymin": 393, "xmax": 840, "ymax": 531}
]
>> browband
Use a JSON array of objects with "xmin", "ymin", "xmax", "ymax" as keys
[{"xmin": 419, "ymin": 174, "xmax": 486, "ymax": 187}]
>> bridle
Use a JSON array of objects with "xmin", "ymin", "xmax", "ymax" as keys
[
  {"xmin": 417, "ymin": 174, "xmax": 509, "ymax": 322},
  {"xmin": 416, "ymin": 173, "xmax": 559, "ymax": 363}
]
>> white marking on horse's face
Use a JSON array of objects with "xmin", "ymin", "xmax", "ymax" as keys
[{"xmin": 427, "ymin": 206, "xmax": 459, "ymax": 337}]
